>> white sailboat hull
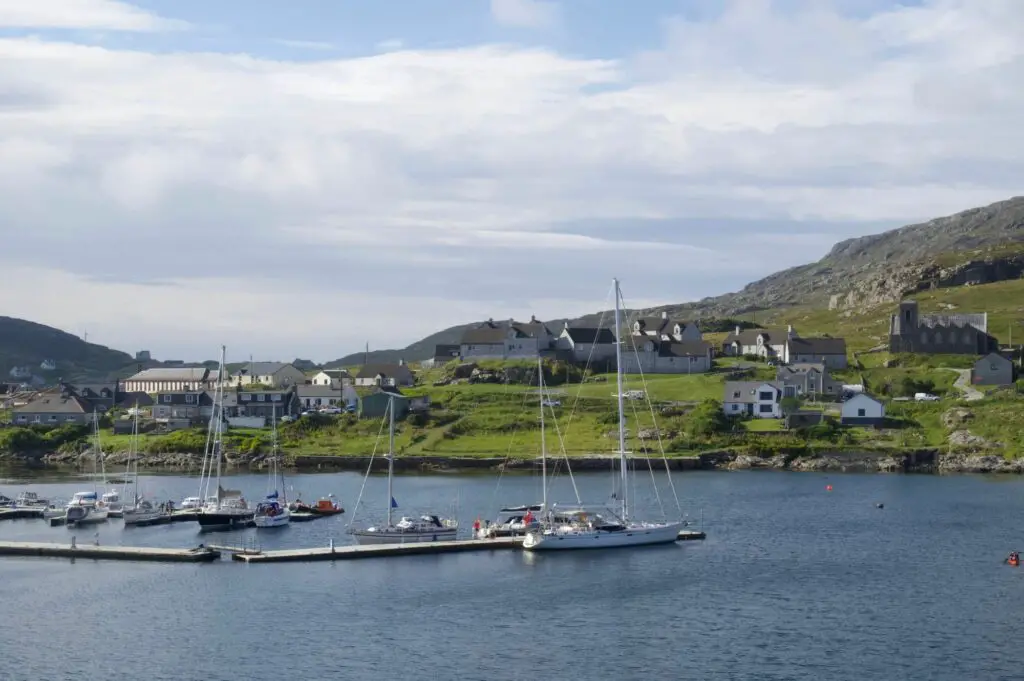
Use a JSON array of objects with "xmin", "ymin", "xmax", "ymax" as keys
[
  {"xmin": 351, "ymin": 528, "xmax": 458, "ymax": 545},
  {"xmin": 522, "ymin": 521, "xmax": 686, "ymax": 551},
  {"xmin": 253, "ymin": 508, "xmax": 291, "ymax": 528},
  {"xmin": 68, "ymin": 507, "xmax": 110, "ymax": 525}
]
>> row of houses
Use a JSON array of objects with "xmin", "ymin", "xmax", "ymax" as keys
[
  {"xmin": 722, "ymin": 380, "xmax": 885, "ymax": 426},
  {"xmin": 120, "ymin": 361, "xmax": 415, "ymax": 393}
]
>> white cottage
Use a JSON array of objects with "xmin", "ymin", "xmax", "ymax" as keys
[
  {"xmin": 722, "ymin": 381, "xmax": 786, "ymax": 418},
  {"xmin": 840, "ymin": 394, "xmax": 885, "ymax": 426}
]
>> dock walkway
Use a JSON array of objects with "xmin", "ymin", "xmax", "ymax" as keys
[
  {"xmin": 0, "ymin": 540, "xmax": 221, "ymax": 563},
  {"xmin": 235, "ymin": 537, "xmax": 522, "ymax": 563}
]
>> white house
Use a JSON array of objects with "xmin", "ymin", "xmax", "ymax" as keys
[
  {"xmin": 39, "ymin": 359, "xmax": 56, "ymax": 371},
  {"xmin": 631, "ymin": 311, "xmax": 702, "ymax": 342},
  {"xmin": 722, "ymin": 326, "xmax": 793, "ymax": 359},
  {"xmin": 722, "ymin": 381, "xmax": 786, "ymax": 418},
  {"xmin": 354, "ymin": 361, "xmax": 414, "ymax": 387},
  {"xmin": 840, "ymin": 394, "xmax": 885, "ymax": 426},
  {"xmin": 229, "ymin": 362, "xmax": 306, "ymax": 388},
  {"xmin": 621, "ymin": 339, "xmax": 712, "ymax": 374},
  {"xmin": 296, "ymin": 384, "xmax": 358, "ymax": 410},
  {"xmin": 310, "ymin": 369, "xmax": 351, "ymax": 388},
  {"xmin": 556, "ymin": 324, "xmax": 617, "ymax": 364},
  {"xmin": 8, "ymin": 366, "xmax": 32, "ymax": 379},
  {"xmin": 123, "ymin": 367, "xmax": 223, "ymax": 393},
  {"xmin": 459, "ymin": 317, "xmax": 554, "ymax": 360}
]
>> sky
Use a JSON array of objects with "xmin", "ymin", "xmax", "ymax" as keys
[{"xmin": 0, "ymin": 0, "xmax": 1022, "ymax": 363}]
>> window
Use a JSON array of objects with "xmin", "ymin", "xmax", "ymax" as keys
[
  {"xmin": 991, "ymin": 364, "xmax": 998, "ymax": 371},
  {"xmin": 272, "ymin": 393, "xmax": 281, "ymax": 401},
  {"xmin": 241, "ymin": 394, "xmax": 250, "ymax": 401},
  {"xmin": 758, "ymin": 404, "xmax": 773, "ymax": 413},
  {"xmin": 66, "ymin": 416, "xmax": 76, "ymax": 422},
  {"xmin": 731, "ymin": 404, "xmax": 739, "ymax": 411},
  {"xmin": 857, "ymin": 408, "xmax": 866, "ymax": 417},
  {"xmin": 162, "ymin": 394, "xmax": 171, "ymax": 403},
  {"xmin": 33, "ymin": 415, "xmax": 41, "ymax": 423},
  {"xmin": 920, "ymin": 331, "xmax": 928, "ymax": 344},
  {"xmin": 758, "ymin": 391, "xmax": 773, "ymax": 401},
  {"xmin": 732, "ymin": 391, "xmax": 741, "ymax": 399},
  {"xmin": 827, "ymin": 386, "xmax": 833, "ymax": 392},
  {"xmin": 48, "ymin": 415, "xmax": 57, "ymax": 422},
  {"xmin": 935, "ymin": 331, "xmax": 942, "ymax": 344},
  {"xmin": 185, "ymin": 394, "xmax": 195, "ymax": 404},
  {"xmin": 964, "ymin": 332, "xmax": 971, "ymax": 343},
  {"xmin": 257, "ymin": 394, "xmax": 265, "ymax": 402}
]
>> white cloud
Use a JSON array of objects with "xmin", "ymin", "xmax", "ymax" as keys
[
  {"xmin": 490, "ymin": 0, "xmax": 560, "ymax": 29},
  {"xmin": 0, "ymin": 0, "xmax": 185, "ymax": 31},
  {"xmin": 1, "ymin": 1, "xmax": 1023, "ymax": 360},
  {"xmin": 273, "ymin": 39, "xmax": 337, "ymax": 51}
]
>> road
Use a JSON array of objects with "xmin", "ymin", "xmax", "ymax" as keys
[{"xmin": 949, "ymin": 369, "xmax": 984, "ymax": 401}]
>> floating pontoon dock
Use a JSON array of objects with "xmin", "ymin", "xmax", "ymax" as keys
[{"xmin": 0, "ymin": 540, "xmax": 221, "ymax": 563}]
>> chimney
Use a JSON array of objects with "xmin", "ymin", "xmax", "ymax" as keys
[
  {"xmin": 735, "ymin": 325, "xmax": 741, "ymax": 336},
  {"xmin": 530, "ymin": 314, "xmax": 538, "ymax": 323},
  {"xmin": 787, "ymin": 324, "xmax": 794, "ymax": 338},
  {"xmin": 661, "ymin": 310, "xmax": 668, "ymax": 320},
  {"xmin": 398, "ymin": 358, "xmax": 405, "ymax": 366},
  {"xmin": 487, "ymin": 317, "xmax": 494, "ymax": 325}
]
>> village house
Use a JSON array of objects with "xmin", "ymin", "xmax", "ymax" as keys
[
  {"xmin": 359, "ymin": 389, "xmax": 409, "ymax": 420},
  {"xmin": 776, "ymin": 364, "xmax": 843, "ymax": 400},
  {"xmin": 631, "ymin": 311, "xmax": 702, "ymax": 342},
  {"xmin": 840, "ymin": 393, "xmax": 885, "ymax": 426},
  {"xmin": 722, "ymin": 381, "xmax": 787, "ymax": 418},
  {"xmin": 122, "ymin": 367, "xmax": 222, "ymax": 393},
  {"xmin": 459, "ymin": 316, "xmax": 554, "ymax": 361},
  {"xmin": 229, "ymin": 362, "xmax": 306, "ymax": 388},
  {"xmin": 296, "ymin": 384, "xmax": 358, "ymax": 410},
  {"xmin": 621, "ymin": 338, "xmax": 713, "ymax": 374},
  {"xmin": 354, "ymin": 360, "xmax": 414, "ymax": 387},
  {"xmin": 888, "ymin": 300, "xmax": 997, "ymax": 354},
  {"xmin": 556, "ymin": 324, "xmax": 617, "ymax": 365},
  {"xmin": 309, "ymin": 369, "xmax": 351, "ymax": 388},
  {"xmin": 422, "ymin": 344, "xmax": 460, "ymax": 368},
  {"xmin": 151, "ymin": 391, "xmax": 215, "ymax": 424},
  {"xmin": 722, "ymin": 326, "xmax": 791, "ymax": 359},
  {"xmin": 783, "ymin": 337, "xmax": 848, "ymax": 369},
  {"xmin": 971, "ymin": 352, "xmax": 1016, "ymax": 386},
  {"xmin": 222, "ymin": 388, "xmax": 299, "ymax": 424},
  {"xmin": 12, "ymin": 392, "xmax": 98, "ymax": 426}
]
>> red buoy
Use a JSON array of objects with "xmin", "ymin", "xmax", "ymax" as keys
[{"xmin": 826, "ymin": 485, "xmax": 833, "ymax": 491}]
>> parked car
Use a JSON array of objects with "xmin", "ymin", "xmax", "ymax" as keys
[
  {"xmin": 914, "ymin": 393, "xmax": 940, "ymax": 402},
  {"xmin": 542, "ymin": 399, "xmax": 561, "ymax": 407},
  {"xmin": 319, "ymin": 406, "xmax": 342, "ymax": 414}
]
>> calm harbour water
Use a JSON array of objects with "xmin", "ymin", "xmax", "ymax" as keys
[{"xmin": 2, "ymin": 467, "xmax": 1023, "ymax": 680}]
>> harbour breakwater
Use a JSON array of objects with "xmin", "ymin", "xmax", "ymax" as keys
[{"xmin": 2, "ymin": 447, "xmax": 1023, "ymax": 475}]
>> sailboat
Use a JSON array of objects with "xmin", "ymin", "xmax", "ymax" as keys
[
  {"xmin": 195, "ymin": 346, "xmax": 254, "ymax": 531},
  {"xmin": 475, "ymin": 357, "xmax": 548, "ymax": 539},
  {"xmin": 254, "ymin": 406, "xmax": 290, "ymax": 528},
  {"xmin": 123, "ymin": 407, "xmax": 165, "ymax": 526},
  {"xmin": 66, "ymin": 413, "xmax": 110, "ymax": 525},
  {"xmin": 522, "ymin": 278, "xmax": 687, "ymax": 551},
  {"xmin": 350, "ymin": 395, "xmax": 458, "ymax": 544}
]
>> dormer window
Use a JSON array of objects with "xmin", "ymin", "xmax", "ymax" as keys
[
  {"xmin": 257, "ymin": 394, "xmax": 265, "ymax": 402},
  {"xmin": 240, "ymin": 394, "xmax": 250, "ymax": 401},
  {"xmin": 185, "ymin": 394, "xmax": 195, "ymax": 404},
  {"xmin": 162, "ymin": 394, "xmax": 171, "ymax": 403}
]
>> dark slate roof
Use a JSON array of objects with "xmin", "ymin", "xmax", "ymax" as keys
[
  {"xmin": 563, "ymin": 327, "xmax": 616, "ymax": 344},
  {"xmin": 920, "ymin": 312, "xmax": 988, "ymax": 333},
  {"xmin": 153, "ymin": 391, "xmax": 215, "ymax": 405},
  {"xmin": 355, "ymin": 363, "xmax": 414, "ymax": 381},
  {"xmin": 14, "ymin": 394, "xmax": 95, "ymax": 414},
  {"xmin": 116, "ymin": 392, "xmax": 154, "ymax": 408},
  {"xmin": 657, "ymin": 340, "xmax": 711, "ymax": 358},
  {"xmin": 461, "ymin": 324, "xmax": 514, "ymax": 344},
  {"xmin": 723, "ymin": 328, "xmax": 789, "ymax": 345},
  {"xmin": 432, "ymin": 344, "xmax": 460, "ymax": 359},
  {"xmin": 723, "ymin": 381, "xmax": 784, "ymax": 404},
  {"xmin": 297, "ymin": 385, "xmax": 348, "ymax": 398},
  {"xmin": 514, "ymin": 320, "xmax": 552, "ymax": 337},
  {"xmin": 232, "ymin": 362, "xmax": 294, "ymax": 376},
  {"xmin": 786, "ymin": 337, "xmax": 847, "ymax": 355}
]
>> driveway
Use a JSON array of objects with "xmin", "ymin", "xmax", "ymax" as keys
[{"xmin": 949, "ymin": 369, "xmax": 984, "ymax": 401}]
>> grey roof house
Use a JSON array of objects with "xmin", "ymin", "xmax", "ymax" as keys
[
  {"xmin": 229, "ymin": 362, "xmax": 306, "ymax": 388},
  {"xmin": 971, "ymin": 352, "xmax": 1015, "ymax": 386},
  {"xmin": 12, "ymin": 392, "xmax": 98, "ymax": 426},
  {"xmin": 355, "ymin": 360, "xmax": 414, "ymax": 387},
  {"xmin": 776, "ymin": 363, "xmax": 843, "ymax": 400}
]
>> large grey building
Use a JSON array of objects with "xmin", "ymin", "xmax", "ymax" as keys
[{"xmin": 888, "ymin": 300, "xmax": 997, "ymax": 355}]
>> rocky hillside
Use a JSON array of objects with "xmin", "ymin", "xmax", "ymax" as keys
[
  {"xmin": 0, "ymin": 317, "xmax": 137, "ymax": 381},
  {"xmin": 333, "ymin": 196, "xmax": 1024, "ymax": 364}
]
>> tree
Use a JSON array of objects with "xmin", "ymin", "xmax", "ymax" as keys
[{"xmin": 685, "ymin": 399, "xmax": 731, "ymax": 439}]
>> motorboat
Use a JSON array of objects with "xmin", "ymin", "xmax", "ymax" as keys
[
  {"xmin": 100, "ymin": 490, "xmax": 124, "ymax": 518},
  {"xmin": 42, "ymin": 500, "xmax": 67, "ymax": 519},
  {"xmin": 474, "ymin": 505, "xmax": 541, "ymax": 538},
  {"xmin": 15, "ymin": 491, "xmax": 49, "ymax": 508},
  {"xmin": 0, "ymin": 494, "xmax": 14, "ymax": 508},
  {"xmin": 291, "ymin": 496, "xmax": 345, "ymax": 516},
  {"xmin": 180, "ymin": 496, "xmax": 203, "ymax": 510},
  {"xmin": 66, "ymin": 491, "xmax": 110, "ymax": 525}
]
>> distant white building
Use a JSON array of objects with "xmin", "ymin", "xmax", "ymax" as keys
[
  {"xmin": 840, "ymin": 394, "xmax": 885, "ymax": 426},
  {"xmin": 310, "ymin": 369, "xmax": 351, "ymax": 388},
  {"xmin": 39, "ymin": 359, "xmax": 56, "ymax": 371}
]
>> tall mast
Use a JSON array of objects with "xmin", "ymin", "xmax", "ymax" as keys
[
  {"xmin": 386, "ymin": 396, "xmax": 395, "ymax": 527},
  {"xmin": 214, "ymin": 345, "xmax": 225, "ymax": 505},
  {"xmin": 538, "ymin": 357, "xmax": 546, "ymax": 513},
  {"xmin": 613, "ymin": 278, "xmax": 627, "ymax": 522}
]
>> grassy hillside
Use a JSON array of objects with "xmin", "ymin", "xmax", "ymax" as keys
[{"xmin": 0, "ymin": 316, "xmax": 136, "ymax": 382}]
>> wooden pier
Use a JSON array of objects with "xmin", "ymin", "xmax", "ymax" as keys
[
  {"xmin": 234, "ymin": 537, "xmax": 522, "ymax": 563},
  {"xmin": 0, "ymin": 540, "xmax": 221, "ymax": 563}
]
